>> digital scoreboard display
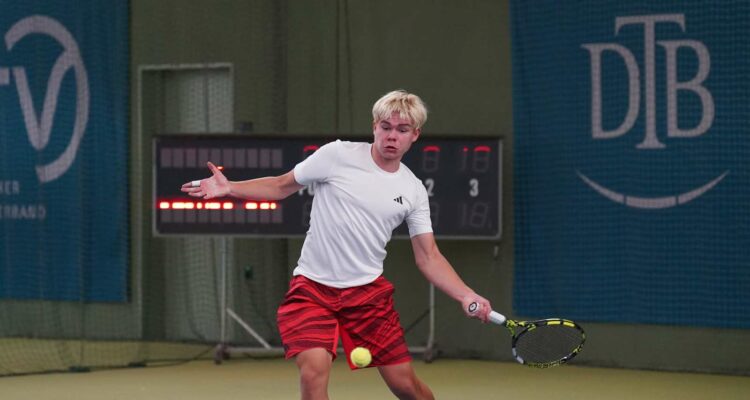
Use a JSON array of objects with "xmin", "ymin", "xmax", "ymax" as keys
[{"xmin": 154, "ymin": 135, "xmax": 501, "ymax": 239}]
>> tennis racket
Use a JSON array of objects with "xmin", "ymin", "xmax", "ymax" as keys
[{"xmin": 469, "ymin": 302, "xmax": 586, "ymax": 368}]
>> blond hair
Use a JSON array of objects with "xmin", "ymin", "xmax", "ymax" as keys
[{"xmin": 372, "ymin": 90, "xmax": 428, "ymax": 129}]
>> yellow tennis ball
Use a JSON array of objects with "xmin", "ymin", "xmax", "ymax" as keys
[{"xmin": 350, "ymin": 347, "xmax": 372, "ymax": 368}]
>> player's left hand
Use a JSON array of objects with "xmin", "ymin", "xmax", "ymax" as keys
[{"xmin": 462, "ymin": 293, "xmax": 492, "ymax": 322}]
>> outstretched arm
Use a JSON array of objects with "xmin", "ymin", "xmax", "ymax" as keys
[
  {"xmin": 181, "ymin": 161, "xmax": 303, "ymax": 200},
  {"xmin": 410, "ymin": 232, "xmax": 492, "ymax": 322}
]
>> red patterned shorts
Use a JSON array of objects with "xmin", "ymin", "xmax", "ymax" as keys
[{"xmin": 277, "ymin": 274, "xmax": 412, "ymax": 369}]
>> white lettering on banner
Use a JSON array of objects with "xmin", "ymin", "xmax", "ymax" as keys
[
  {"xmin": 3, "ymin": 15, "xmax": 89, "ymax": 183},
  {"xmin": 0, "ymin": 181, "xmax": 20, "ymax": 195},
  {"xmin": 0, "ymin": 204, "xmax": 46, "ymax": 220},
  {"xmin": 579, "ymin": 14, "xmax": 727, "ymax": 209},
  {"xmin": 582, "ymin": 14, "xmax": 714, "ymax": 148}
]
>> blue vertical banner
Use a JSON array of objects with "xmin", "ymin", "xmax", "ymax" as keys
[
  {"xmin": 0, "ymin": 1, "xmax": 129, "ymax": 302},
  {"xmin": 512, "ymin": 1, "xmax": 750, "ymax": 327}
]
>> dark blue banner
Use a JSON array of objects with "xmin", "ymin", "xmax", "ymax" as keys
[
  {"xmin": 512, "ymin": 1, "xmax": 750, "ymax": 327},
  {"xmin": 0, "ymin": 1, "xmax": 129, "ymax": 302}
]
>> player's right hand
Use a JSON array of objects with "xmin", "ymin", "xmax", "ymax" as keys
[
  {"xmin": 462, "ymin": 293, "xmax": 492, "ymax": 323},
  {"xmin": 180, "ymin": 161, "xmax": 231, "ymax": 199}
]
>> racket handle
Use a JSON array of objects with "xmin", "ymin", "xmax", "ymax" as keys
[
  {"xmin": 488, "ymin": 311, "xmax": 506, "ymax": 325},
  {"xmin": 467, "ymin": 302, "xmax": 507, "ymax": 325}
]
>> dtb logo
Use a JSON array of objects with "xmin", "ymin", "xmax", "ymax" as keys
[{"xmin": 579, "ymin": 14, "xmax": 727, "ymax": 209}]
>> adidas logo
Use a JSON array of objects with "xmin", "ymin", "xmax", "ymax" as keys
[{"xmin": 393, "ymin": 196, "xmax": 403, "ymax": 205}]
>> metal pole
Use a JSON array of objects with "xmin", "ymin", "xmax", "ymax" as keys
[
  {"xmin": 220, "ymin": 237, "xmax": 227, "ymax": 343},
  {"xmin": 214, "ymin": 237, "xmax": 229, "ymax": 364}
]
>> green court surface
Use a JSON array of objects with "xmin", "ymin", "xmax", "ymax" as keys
[{"xmin": 1, "ymin": 358, "xmax": 748, "ymax": 400}]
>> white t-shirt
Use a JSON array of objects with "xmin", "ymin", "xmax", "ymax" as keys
[{"xmin": 292, "ymin": 140, "xmax": 432, "ymax": 288}]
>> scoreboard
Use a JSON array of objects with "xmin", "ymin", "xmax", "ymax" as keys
[{"xmin": 154, "ymin": 135, "xmax": 502, "ymax": 239}]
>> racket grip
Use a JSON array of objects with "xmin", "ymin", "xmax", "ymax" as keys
[
  {"xmin": 488, "ymin": 311, "xmax": 506, "ymax": 325},
  {"xmin": 467, "ymin": 302, "xmax": 507, "ymax": 325}
]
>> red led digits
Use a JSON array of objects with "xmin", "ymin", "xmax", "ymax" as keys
[
  {"xmin": 421, "ymin": 145, "xmax": 440, "ymax": 173},
  {"xmin": 158, "ymin": 200, "xmax": 278, "ymax": 210},
  {"xmin": 172, "ymin": 201, "xmax": 194, "ymax": 209}
]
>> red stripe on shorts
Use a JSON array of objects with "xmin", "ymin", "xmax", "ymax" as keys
[{"xmin": 277, "ymin": 275, "xmax": 412, "ymax": 369}]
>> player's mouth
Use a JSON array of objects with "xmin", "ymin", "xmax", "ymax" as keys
[{"xmin": 384, "ymin": 145, "xmax": 398, "ymax": 152}]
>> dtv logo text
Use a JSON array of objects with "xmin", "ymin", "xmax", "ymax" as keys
[{"xmin": 2, "ymin": 15, "xmax": 89, "ymax": 183}]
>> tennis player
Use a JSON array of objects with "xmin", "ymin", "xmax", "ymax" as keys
[{"xmin": 182, "ymin": 89, "xmax": 492, "ymax": 400}]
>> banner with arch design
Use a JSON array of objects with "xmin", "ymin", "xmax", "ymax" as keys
[
  {"xmin": 0, "ymin": 2, "xmax": 128, "ymax": 302},
  {"xmin": 512, "ymin": 0, "xmax": 750, "ymax": 327}
]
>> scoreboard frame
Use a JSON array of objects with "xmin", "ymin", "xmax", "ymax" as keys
[{"xmin": 153, "ymin": 134, "xmax": 502, "ymax": 240}]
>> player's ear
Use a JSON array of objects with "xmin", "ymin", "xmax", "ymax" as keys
[{"xmin": 411, "ymin": 128, "xmax": 421, "ymax": 142}]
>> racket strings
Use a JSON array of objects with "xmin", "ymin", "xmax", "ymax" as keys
[{"xmin": 513, "ymin": 324, "xmax": 584, "ymax": 364}]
